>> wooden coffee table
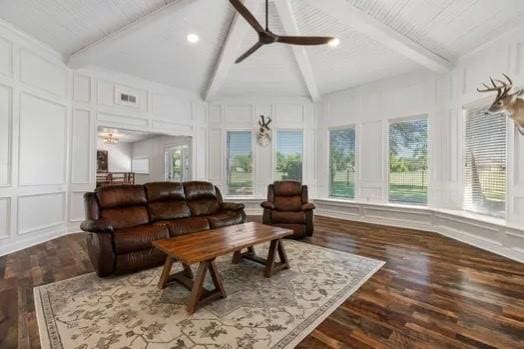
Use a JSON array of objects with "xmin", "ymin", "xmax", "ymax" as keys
[{"xmin": 152, "ymin": 222, "xmax": 293, "ymax": 314}]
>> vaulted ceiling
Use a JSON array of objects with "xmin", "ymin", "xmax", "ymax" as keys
[{"xmin": 1, "ymin": 0, "xmax": 523, "ymax": 100}]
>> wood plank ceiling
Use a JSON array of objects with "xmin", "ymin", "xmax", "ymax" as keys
[{"xmin": 0, "ymin": 0, "xmax": 522, "ymax": 99}]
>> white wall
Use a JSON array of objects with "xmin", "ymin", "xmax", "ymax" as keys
[
  {"xmin": 96, "ymin": 139, "xmax": 132, "ymax": 172},
  {"xmin": 0, "ymin": 19, "xmax": 207, "ymax": 256},
  {"xmin": 131, "ymin": 135, "xmax": 192, "ymax": 184},
  {"xmin": 316, "ymin": 26, "xmax": 524, "ymax": 262},
  {"xmin": 207, "ymin": 97, "xmax": 318, "ymax": 201},
  {"xmin": 0, "ymin": 20, "xmax": 71, "ymax": 256}
]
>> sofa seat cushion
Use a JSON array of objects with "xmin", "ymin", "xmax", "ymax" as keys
[
  {"xmin": 155, "ymin": 217, "xmax": 210, "ymax": 237},
  {"xmin": 274, "ymin": 196, "xmax": 303, "ymax": 211},
  {"xmin": 113, "ymin": 224, "xmax": 169, "ymax": 254},
  {"xmin": 207, "ymin": 212, "xmax": 244, "ymax": 229},
  {"xmin": 271, "ymin": 211, "xmax": 305, "ymax": 224}
]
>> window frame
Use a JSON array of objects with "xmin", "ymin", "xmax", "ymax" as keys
[
  {"xmin": 387, "ymin": 114, "xmax": 430, "ymax": 206},
  {"xmin": 328, "ymin": 125, "xmax": 358, "ymax": 200},
  {"xmin": 273, "ymin": 128, "xmax": 305, "ymax": 183},
  {"xmin": 225, "ymin": 129, "xmax": 255, "ymax": 196}
]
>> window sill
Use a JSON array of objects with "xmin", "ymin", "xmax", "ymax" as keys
[
  {"xmin": 316, "ymin": 198, "xmax": 430, "ymax": 211},
  {"xmin": 314, "ymin": 198, "xmax": 520, "ymax": 231}
]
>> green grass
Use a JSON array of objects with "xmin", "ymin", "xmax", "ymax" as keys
[
  {"xmin": 389, "ymin": 184, "xmax": 427, "ymax": 205},
  {"xmin": 330, "ymin": 181, "xmax": 355, "ymax": 198}
]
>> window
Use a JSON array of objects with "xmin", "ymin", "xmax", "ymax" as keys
[
  {"xmin": 464, "ymin": 107, "xmax": 507, "ymax": 217},
  {"xmin": 275, "ymin": 130, "xmax": 303, "ymax": 182},
  {"xmin": 389, "ymin": 118, "xmax": 428, "ymax": 205},
  {"xmin": 329, "ymin": 127, "xmax": 356, "ymax": 198},
  {"xmin": 227, "ymin": 131, "xmax": 253, "ymax": 195}
]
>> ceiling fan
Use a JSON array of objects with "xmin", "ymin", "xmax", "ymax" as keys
[{"xmin": 229, "ymin": 0, "xmax": 336, "ymax": 63}]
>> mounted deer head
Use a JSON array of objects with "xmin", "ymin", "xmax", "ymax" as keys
[
  {"xmin": 477, "ymin": 74, "xmax": 524, "ymax": 135},
  {"xmin": 256, "ymin": 115, "xmax": 272, "ymax": 147}
]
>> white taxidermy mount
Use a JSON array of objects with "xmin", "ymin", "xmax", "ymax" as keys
[
  {"xmin": 477, "ymin": 74, "xmax": 524, "ymax": 135},
  {"xmin": 256, "ymin": 115, "xmax": 272, "ymax": 147}
]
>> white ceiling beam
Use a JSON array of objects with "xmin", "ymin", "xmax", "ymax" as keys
[
  {"xmin": 273, "ymin": 0, "xmax": 320, "ymax": 102},
  {"xmin": 68, "ymin": 0, "xmax": 198, "ymax": 69},
  {"xmin": 204, "ymin": 0, "xmax": 261, "ymax": 101},
  {"xmin": 300, "ymin": 0, "xmax": 452, "ymax": 73}
]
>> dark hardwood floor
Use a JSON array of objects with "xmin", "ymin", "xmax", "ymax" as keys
[{"xmin": 1, "ymin": 216, "xmax": 523, "ymax": 348}]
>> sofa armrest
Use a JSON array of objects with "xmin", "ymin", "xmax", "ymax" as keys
[
  {"xmin": 80, "ymin": 219, "xmax": 113, "ymax": 233},
  {"xmin": 221, "ymin": 202, "xmax": 245, "ymax": 211},
  {"xmin": 301, "ymin": 203, "xmax": 316, "ymax": 211},
  {"xmin": 261, "ymin": 201, "xmax": 275, "ymax": 210}
]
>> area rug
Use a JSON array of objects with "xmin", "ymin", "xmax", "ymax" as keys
[{"xmin": 34, "ymin": 240, "xmax": 384, "ymax": 349}]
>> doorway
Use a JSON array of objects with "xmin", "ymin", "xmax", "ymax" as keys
[{"xmin": 165, "ymin": 142, "xmax": 191, "ymax": 182}]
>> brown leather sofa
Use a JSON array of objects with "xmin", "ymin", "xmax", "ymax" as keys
[
  {"xmin": 261, "ymin": 181, "xmax": 315, "ymax": 239},
  {"xmin": 81, "ymin": 181, "xmax": 246, "ymax": 276}
]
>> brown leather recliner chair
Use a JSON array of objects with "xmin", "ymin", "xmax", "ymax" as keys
[
  {"xmin": 261, "ymin": 181, "xmax": 315, "ymax": 239},
  {"xmin": 81, "ymin": 181, "xmax": 246, "ymax": 277}
]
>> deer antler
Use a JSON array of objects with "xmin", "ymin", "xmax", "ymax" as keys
[
  {"xmin": 264, "ymin": 117, "xmax": 272, "ymax": 127},
  {"xmin": 478, "ymin": 74, "xmax": 514, "ymax": 99}
]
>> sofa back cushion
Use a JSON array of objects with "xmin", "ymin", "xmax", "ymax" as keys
[
  {"xmin": 272, "ymin": 181, "xmax": 303, "ymax": 211},
  {"xmin": 184, "ymin": 181, "xmax": 220, "ymax": 216},
  {"xmin": 273, "ymin": 181, "xmax": 302, "ymax": 196},
  {"xmin": 145, "ymin": 182, "xmax": 191, "ymax": 221},
  {"xmin": 96, "ymin": 185, "xmax": 149, "ymax": 229}
]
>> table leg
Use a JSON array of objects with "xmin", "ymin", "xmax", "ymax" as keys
[
  {"xmin": 158, "ymin": 256, "xmax": 174, "ymax": 289},
  {"xmin": 187, "ymin": 261, "xmax": 209, "ymax": 314},
  {"xmin": 186, "ymin": 259, "xmax": 227, "ymax": 314},
  {"xmin": 264, "ymin": 239, "xmax": 290, "ymax": 278},
  {"xmin": 182, "ymin": 263, "xmax": 193, "ymax": 279},
  {"xmin": 264, "ymin": 240, "xmax": 279, "ymax": 278},
  {"xmin": 232, "ymin": 246, "xmax": 255, "ymax": 264}
]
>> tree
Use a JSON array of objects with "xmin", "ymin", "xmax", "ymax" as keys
[
  {"xmin": 276, "ymin": 152, "xmax": 302, "ymax": 180},
  {"xmin": 329, "ymin": 129, "xmax": 355, "ymax": 185},
  {"xmin": 389, "ymin": 120, "xmax": 427, "ymax": 173}
]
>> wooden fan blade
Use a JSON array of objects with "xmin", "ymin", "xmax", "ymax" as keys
[
  {"xmin": 229, "ymin": 0, "xmax": 264, "ymax": 33},
  {"xmin": 277, "ymin": 36, "xmax": 334, "ymax": 46},
  {"xmin": 235, "ymin": 41, "xmax": 264, "ymax": 63}
]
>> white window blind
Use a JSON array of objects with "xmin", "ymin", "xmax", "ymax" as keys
[
  {"xmin": 275, "ymin": 130, "xmax": 303, "ymax": 182},
  {"xmin": 227, "ymin": 131, "xmax": 253, "ymax": 195},
  {"xmin": 389, "ymin": 118, "xmax": 428, "ymax": 205},
  {"xmin": 329, "ymin": 128, "xmax": 356, "ymax": 198},
  {"xmin": 464, "ymin": 108, "xmax": 507, "ymax": 217}
]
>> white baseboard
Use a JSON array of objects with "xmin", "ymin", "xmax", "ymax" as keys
[{"xmin": 0, "ymin": 225, "xmax": 69, "ymax": 257}]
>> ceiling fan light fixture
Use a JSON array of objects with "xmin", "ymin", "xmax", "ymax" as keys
[
  {"xmin": 328, "ymin": 38, "xmax": 340, "ymax": 48},
  {"xmin": 186, "ymin": 33, "xmax": 200, "ymax": 44}
]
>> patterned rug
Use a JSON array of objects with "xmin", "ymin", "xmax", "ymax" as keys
[{"xmin": 34, "ymin": 240, "xmax": 384, "ymax": 349}]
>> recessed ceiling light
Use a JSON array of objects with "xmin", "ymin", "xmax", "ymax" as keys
[
  {"xmin": 328, "ymin": 38, "xmax": 340, "ymax": 48},
  {"xmin": 187, "ymin": 33, "xmax": 200, "ymax": 44}
]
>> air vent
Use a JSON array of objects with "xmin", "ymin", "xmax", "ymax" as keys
[{"xmin": 120, "ymin": 93, "xmax": 137, "ymax": 104}]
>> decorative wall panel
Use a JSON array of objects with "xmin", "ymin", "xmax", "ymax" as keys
[
  {"xmin": 0, "ymin": 35, "xmax": 12, "ymax": 77},
  {"xmin": 20, "ymin": 49, "xmax": 68, "ymax": 97},
  {"xmin": 18, "ymin": 93, "xmax": 67, "ymax": 185},
  {"xmin": 0, "ymin": 84, "xmax": 12, "ymax": 186},
  {"xmin": 69, "ymin": 191, "xmax": 85, "ymax": 222},
  {"xmin": 18, "ymin": 192, "xmax": 65, "ymax": 235},
  {"xmin": 73, "ymin": 74, "xmax": 91, "ymax": 102},
  {"xmin": 71, "ymin": 109, "xmax": 91, "ymax": 184},
  {"xmin": 0, "ymin": 197, "xmax": 10, "ymax": 238}
]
